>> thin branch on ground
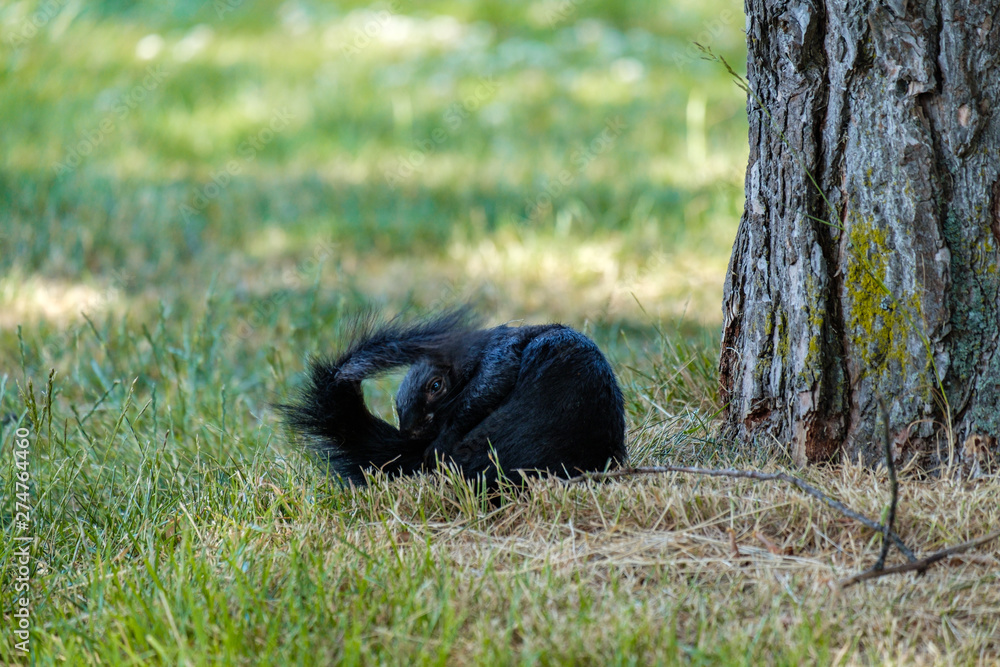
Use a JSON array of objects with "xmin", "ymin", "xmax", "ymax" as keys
[
  {"xmin": 873, "ymin": 400, "xmax": 898, "ymax": 571},
  {"xmin": 564, "ymin": 465, "xmax": 918, "ymax": 562},
  {"xmin": 838, "ymin": 402, "xmax": 902, "ymax": 586},
  {"xmin": 837, "ymin": 529, "xmax": 1000, "ymax": 588}
]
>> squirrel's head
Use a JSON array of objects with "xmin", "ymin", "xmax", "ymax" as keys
[{"xmin": 396, "ymin": 359, "xmax": 452, "ymax": 439}]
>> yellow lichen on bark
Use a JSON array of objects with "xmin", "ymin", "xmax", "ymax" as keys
[{"xmin": 844, "ymin": 217, "xmax": 918, "ymax": 379}]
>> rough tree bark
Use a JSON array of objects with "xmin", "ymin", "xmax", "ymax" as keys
[{"xmin": 721, "ymin": 1, "xmax": 1000, "ymax": 470}]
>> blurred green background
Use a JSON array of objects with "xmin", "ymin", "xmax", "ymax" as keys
[
  {"xmin": 1, "ymin": 0, "xmax": 746, "ymax": 429},
  {"xmin": 1, "ymin": 0, "xmax": 746, "ymax": 329}
]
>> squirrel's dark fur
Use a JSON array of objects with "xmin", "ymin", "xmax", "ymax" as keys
[{"xmin": 281, "ymin": 310, "xmax": 627, "ymax": 486}]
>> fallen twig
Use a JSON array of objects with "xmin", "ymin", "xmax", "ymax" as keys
[
  {"xmin": 838, "ymin": 529, "xmax": 1000, "ymax": 587},
  {"xmin": 565, "ymin": 465, "xmax": 918, "ymax": 562},
  {"xmin": 755, "ymin": 531, "xmax": 793, "ymax": 556},
  {"xmin": 727, "ymin": 528, "xmax": 742, "ymax": 559},
  {"xmin": 872, "ymin": 402, "xmax": 897, "ymax": 572}
]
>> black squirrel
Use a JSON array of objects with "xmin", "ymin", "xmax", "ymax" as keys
[{"xmin": 281, "ymin": 310, "xmax": 627, "ymax": 486}]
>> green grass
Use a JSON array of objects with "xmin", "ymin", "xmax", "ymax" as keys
[{"xmin": 2, "ymin": 0, "xmax": 999, "ymax": 664}]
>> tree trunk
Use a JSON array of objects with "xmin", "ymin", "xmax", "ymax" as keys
[{"xmin": 721, "ymin": 0, "xmax": 1000, "ymax": 471}]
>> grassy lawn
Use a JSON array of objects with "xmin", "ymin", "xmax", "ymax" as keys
[{"xmin": 2, "ymin": 0, "xmax": 998, "ymax": 664}]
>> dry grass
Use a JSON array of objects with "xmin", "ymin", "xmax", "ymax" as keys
[{"xmin": 312, "ymin": 458, "xmax": 1000, "ymax": 664}]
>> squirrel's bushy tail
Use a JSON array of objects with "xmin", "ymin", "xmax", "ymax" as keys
[
  {"xmin": 334, "ymin": 307, "xmax": 481, "ymax": 380},
  {"xmin": 279, "ymin": 309, "xmax": 480, "ymax": 484}
]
